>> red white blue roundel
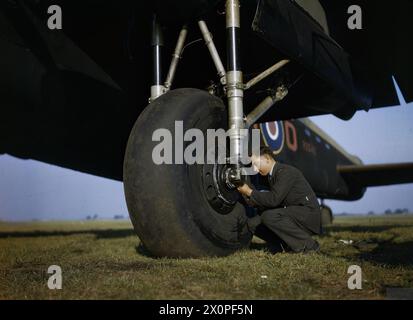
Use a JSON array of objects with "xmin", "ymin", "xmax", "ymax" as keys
[{"xmin": 260, "ymin": 121, "xmax": 285, "ymax": 154}]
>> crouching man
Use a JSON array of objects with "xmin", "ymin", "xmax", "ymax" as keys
[{"xmin": 237, "ymin": 147, "xmax": 322, "ymax": 254}]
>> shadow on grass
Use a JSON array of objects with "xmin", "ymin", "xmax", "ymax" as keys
[
  {"xmin": 249, "ymin": 242, "xmax": 268, "ymax": 251},
  {"xmin": 250, "ymin": 227, "xmax": 413, "ymax": 268},
  {"xmin": 320, "ymin": 224, "xmax": 413, "ymax": 267},
  {"xmin": 0, "ymin": 229, "xmax": 136, "ymax": 239},
  {"xmin": 252, "ymin": 239, "xmax": 413, "ymax": 268},
  {"xmin": 249, "ymin": 241, "xmax": 287, "ymax": 254},
  {"xmin": 357, "ymin": 240, "xmax": 413, "ymax": 268},
  {"xmin": 135, "ymin": 243, "xmax": 157, "ymax": 258}
]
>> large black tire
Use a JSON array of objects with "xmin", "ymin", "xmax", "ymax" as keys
[{"xmin": 123, "ymin": 89, "xmax": 252, "ymax": 258}]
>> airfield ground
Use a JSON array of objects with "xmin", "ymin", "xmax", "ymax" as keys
[{"xmin": 0, "ymin": 216, "xmax": 412, "ymax": 300}]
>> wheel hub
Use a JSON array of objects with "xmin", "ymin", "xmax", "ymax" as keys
[{"xmin": 201, "ymin": 163, "xmax": 239, "ymax": 214}]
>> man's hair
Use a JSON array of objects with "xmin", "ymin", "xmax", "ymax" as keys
[{"xmin": 255, "ymin": 146, "xmax": 275, "ymax": 160}]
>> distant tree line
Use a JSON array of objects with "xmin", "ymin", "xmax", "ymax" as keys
[
  {"xmin": 336, "ymin": 209, "xmax": 411, "ymax": 216},
  {"xmin": 384, "ymin": 208, "xmax": 410, "ymax": 215},
  {"xmin": 85, "ymin": 214, "xmax": 127, "ymax": 220}
]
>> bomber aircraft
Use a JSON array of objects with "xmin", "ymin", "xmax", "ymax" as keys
[{"xmin": 1, "ymin": 0, "xmax": 413, "ymax": 257}]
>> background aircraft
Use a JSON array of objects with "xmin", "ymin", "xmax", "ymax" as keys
[{"xmin": 1, "ymin": 0, "xmax": 412, "ymax": 257}]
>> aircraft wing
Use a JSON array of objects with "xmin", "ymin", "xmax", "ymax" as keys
[
  {"xmin": 1, "ymin": 1, "xmax": 412, "ymax": 182},
  {"xmin": 252, "ymin": 0, "xmax": 413, "ymax": 122},
  {"xmin": 320, "ymin": 0, "xmax": 413, "ymax": 108},
  {"xmin": 338, "ymin": 163, "xmax": 413, "ymax": 188}
]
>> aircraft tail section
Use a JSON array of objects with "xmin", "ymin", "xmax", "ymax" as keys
[{"xmin": 338, "ymin": 163, "xmax": 413, "ymax": 188}]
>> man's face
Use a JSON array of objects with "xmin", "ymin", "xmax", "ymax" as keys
[{"xmin": 251, "ymin": 154, "xmax": 274, "ymax": 176}]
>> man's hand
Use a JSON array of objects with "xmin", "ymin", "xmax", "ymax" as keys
[{"xmin": 237, "ymin": 184, "xmax": 253, "ymax": 197}]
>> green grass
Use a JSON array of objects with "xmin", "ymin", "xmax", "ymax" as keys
[{"xmin": 1, "ymin": 216, "xmax": 412, "ymax": 300}]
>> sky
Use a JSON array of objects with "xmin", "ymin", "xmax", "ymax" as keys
[{"xmin": 0, "ymin": 85, "xmax": 412, "ymax": 221}]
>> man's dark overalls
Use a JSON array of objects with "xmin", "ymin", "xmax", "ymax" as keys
[{"xmin": 247, "ymin": 162, "xmax": 321, "ymax": 253}]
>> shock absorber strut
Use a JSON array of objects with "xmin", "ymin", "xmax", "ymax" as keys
[
  {"xmin": 150, "ymin": 14, "xmax": 165, "ymax": 102},
  {"xmin": 226, "ymin": 0, "xmax": 245, "ymax": 179}
]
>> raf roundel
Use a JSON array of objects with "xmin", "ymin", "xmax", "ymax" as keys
[{"xmin": 260, "ymin": 121, "xmax": 285, "ymax": 154}]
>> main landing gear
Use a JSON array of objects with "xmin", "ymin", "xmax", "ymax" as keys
[{"xmin": 124, "ymin": 0, "xmax": 289, "ymax": 257}]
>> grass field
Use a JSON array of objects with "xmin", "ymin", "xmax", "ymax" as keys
[{"xmin": 1, "ymin": 215, "xmax": 412, "ymax": 300}]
